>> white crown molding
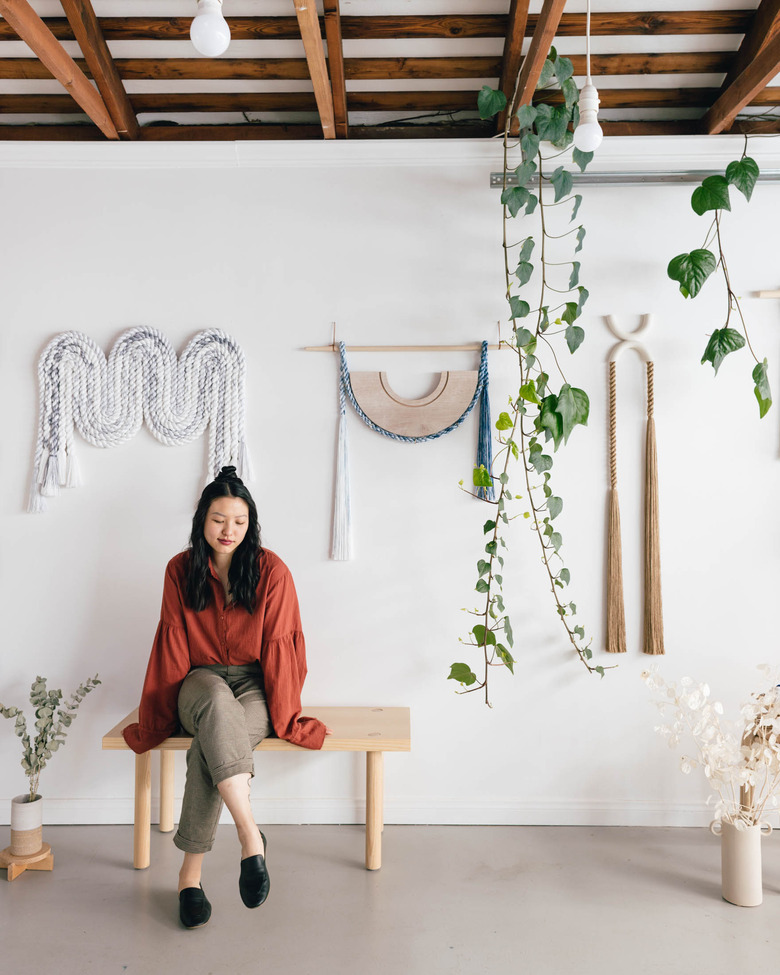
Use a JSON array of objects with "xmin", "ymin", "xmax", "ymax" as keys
[{"xmin": 1, "ymin": 135, "xmax": 779, "ymax": 172}]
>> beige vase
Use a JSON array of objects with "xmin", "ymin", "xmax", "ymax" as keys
[
  {"xmin": 709, "ymin": 819, "xmax": 773, "ymax": 907},
  {"xmin": 10, "ymin": 794, "xmax": 43, "ymax": 857}
]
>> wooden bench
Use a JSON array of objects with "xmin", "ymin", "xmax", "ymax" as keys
[{"xmin": 102, "ymin": 706, "xmax": 411, "ymax": 871}]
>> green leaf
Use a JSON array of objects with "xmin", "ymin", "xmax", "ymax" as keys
[
  {"xmin": 560, "ymin": 77, "xmax": 578, "ymax": 109},
  {"xmin": 525, "ymin": 194, "xmax": 539, "ymax": 215},
  {"xmin": 572, "ymin": 147, "xmax": 594, "ymax": 172},
  {"xmin": 538, "ymin": 395, "xmax": 563, "ymax": 450},
  {"xmin": 515, "ymin": 103, "xmax": 538, "ymax": 129},
  {"xmin": 503, "ymin": 615, "xmax": 514, "ymax": 648},
  {"xmin": 561, "ymin": 302, "xmax": 579, "ymax": 325},
  {"xmin": 473, "ymin": 465, "xmax": 494, "ymax": 488},
  {"xmin": 701, "ymin": 327, "xmax": 746, "ymax": 374},
  {"xmin": 550, "ymin": 532, "xmax": 563, "ymax": 553},
  {"xmin": 529, "ymin": 448, "xmax": 552, "ymax": 474},
  {"xmin": 509, "ymin": 296, "xmax": 531, "ymax": 319},
  {"xmin": 726, "ymin": 156, "xmax": 759, "ymax": 202},
  {"xmin": 448, "ymin": 663, "xmax": 478, "ymax": 686},
  {"xmin": 513, "ymin": 161, "xmax": 537, "ymax": 187},
  {"xmin": 495, "ymin": 644, "xmax": 515, "ymax": 674},
  {"xmin": 753, "ymin": 358, "xmax": 772, "ymax": 417},
  {"xmin": 576, "ymin": 286, "xmax": 589, "ymax": 313},
  {"xmin": 495, "ymin": 411, "xmax": 513, "ymax": 430},
  {"xmin": 667, "ymin": 249, "xmax": 717, "ymax": 299},
  {"xmin": 571, "ymin": 195, "xmax": 583, "ymax": 221},
  {"xmin": 517, "ymin": 238, "xmax": 535, "ymax": 263},
  {"xmin": 514, "ymin": 326, "xmax": 535, "ymax": 350},
  {"xmin": 515, "ymin": 261, "xmax": 534, "ymax": 286},
  {"xmin": 519, "ymin": 382, "xmax": 541, "ymax": 405},
  {"xmin": 565, "ymin": 324, "xmax": 585, "ymax": 354},
  {"xmin": 477, "ymin": 86, "xmax": 507, "ymax": 120},
  {"xmin": 521, "ymin": 131, "xmax": 540, "ymax": 161},
  {"xmin": 574, "ymin": 625, "xmax": 585, "ymax": 639},
  {"xmin": 560, "ymin": 568, "xmax": 571, "ymax": 585},
  {"xmin": 485, "ymin": 540, "xmax": 498, "ymax": 556},
  {"xmin": 691, "ymin": 175, "xmax": 731, "ymax": 215},
  {"xmin": 535, "ymin": 103, "xmax": 570, "ymax": 145},
  {"xmin": 557, "ymin": 384, "xmax": 589, "ymax": 443},
  {"xmin": 550, "ymin": 166, "xmax": 574, "ymax": 202},
  {"xmin": 477, "ymin": 559, "xmax": 491, "ymax": 577},
  {"xmin": 574, "ymin": 226, "xmax": 586, "ymax": 253},
  {"xmin": 473, "ymin": 624, "xmax": 496, "ymax": 647},
  {"xmin": 501, "ymin": 186, "xmax": 530, "ymax": 218},
  {"xmin": 553, "ymin": 54, "xmax": 574, "ymax": 83},
  {"xmin": 476, "ymin": 579, "xmax": 490, "ymax": 593},
  {"xmin": 494, "ymin": 574, "xmax": 503, "ymax": 586},
  {"xmin": 537, "ymin": 59, "xmax": 555, "ymax": 89},
  {"xmin": 483, "ymin": 519, "xmax": 496, "ymax": 534},
  {"xmin": 568, "ymin": 262, "xmax": 581, "ymax": 289},
  {"xmin": 547, "ymin": 496, "xmax": 563, "ymax": 520}
]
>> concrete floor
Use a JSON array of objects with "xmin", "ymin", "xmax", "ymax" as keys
[{"xmin": 1, "ymin": 825, "xmax": 778, "ymax": 974}]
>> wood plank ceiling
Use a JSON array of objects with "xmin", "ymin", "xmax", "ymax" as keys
[{"xmin": 0, "ymin": 1, "xmax": 779, "ymax": 141}]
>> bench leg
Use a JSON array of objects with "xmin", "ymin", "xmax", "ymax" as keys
[
  {"xmin": 134, "ymin": 751, "xmax": 152, "ymax": 869},
  {"xmin": 159, "ymin": 751, "xmax": 175, "ymax": 833},
  {"xmin": 365, "ymin": 751, "xmax": 383, "ymax": 871}
]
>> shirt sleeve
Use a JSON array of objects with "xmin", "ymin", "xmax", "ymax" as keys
[
  {"xmin": 261, "ymin": 559, "xmax": 327, "ymax": 751},
  {"xmin": 123, "ymin": 561, "xmax": 192, "ymax": 754}
]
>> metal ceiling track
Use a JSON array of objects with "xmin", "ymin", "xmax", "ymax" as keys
[{"xmin": 490, "ymin": 170, "xmax": 780, "ymax": 187}]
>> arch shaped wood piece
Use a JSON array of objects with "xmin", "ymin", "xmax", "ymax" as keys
[{"xmin": 350, "ymin": 370, "xmax": 478, "ymax": 437}]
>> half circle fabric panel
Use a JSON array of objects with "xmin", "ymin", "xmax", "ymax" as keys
[{"xmin": 349, "ymin": 371, "xmax": 479, "ymax": 438}]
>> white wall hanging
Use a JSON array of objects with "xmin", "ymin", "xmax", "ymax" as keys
[
  {"xmin": 28, "ymin": 327, "xmax": 250, "ymax": 512},
  {"xmin": 604, "ymin": 315, "xmax": 664, "ymax": 655}
]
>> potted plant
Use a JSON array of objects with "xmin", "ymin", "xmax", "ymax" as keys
[
  {"xmin": 643, "ymin": 667, "xmax": 780, "ymax": 906},
  {"xmin": 1, "ymin": 674, "xmax": 100, "ymax": 858}
]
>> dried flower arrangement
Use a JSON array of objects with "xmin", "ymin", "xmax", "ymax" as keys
[{"xmin": 643, "ymin": 667, "xmax": 780, "ymax": 828}]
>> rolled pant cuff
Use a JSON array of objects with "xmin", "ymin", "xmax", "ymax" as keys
[
  {"xmin": 211, "ymin": 758, "xmax": 255, "ymax": 786},
  {"xmin": 173, "ymin": 830, "xmax": 215, "ymax": 855}
]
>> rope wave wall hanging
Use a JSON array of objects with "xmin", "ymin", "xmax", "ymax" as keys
[{"xmin": 28, "ymin": 327, "xmax": 250, "ymax": 512}]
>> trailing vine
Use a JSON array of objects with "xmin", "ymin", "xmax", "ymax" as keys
[
  {"xmin": 448, "ymin": 49, "xmax": 608, "ymax": 706},
  {"xmin": 667, "ymin": 142, "xmax": 771, "ymax": 417}
]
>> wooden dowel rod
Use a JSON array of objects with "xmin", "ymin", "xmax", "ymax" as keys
[
  {"xmin": 303, "ymin": 343, "xmax": 508, "ymax": 352},
  {"xmin": 757, "ymin": 290, "xmax": 780, "ymax": 298}
]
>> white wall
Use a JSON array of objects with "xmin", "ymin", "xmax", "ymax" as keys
[{"xmin": 1, "ymin": 136, "xmax": 779, "ymax": 828}]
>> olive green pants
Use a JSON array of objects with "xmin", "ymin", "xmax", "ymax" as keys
[{"xmin": 173, "ymin": 664, "xmax": 271, "ymax": 855}]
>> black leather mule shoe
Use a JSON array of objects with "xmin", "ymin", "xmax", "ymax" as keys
[
  {"xmin": 239, "ymin": 830, "xmax": 270, "ymax": 908},
  {"xmin": 179, "ymin": 885, "xmax": 212, "ymax": 928}
]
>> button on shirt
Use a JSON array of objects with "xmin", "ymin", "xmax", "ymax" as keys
[{"xmin": 122, "ymin": 549, "xmax": 326, "ymax": 753}]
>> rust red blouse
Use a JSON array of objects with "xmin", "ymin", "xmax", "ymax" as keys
[{"xmin": 122, "ymin": 549, "xmax": 326, "ymax": 754}]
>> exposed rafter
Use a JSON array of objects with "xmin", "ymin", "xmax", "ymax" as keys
[
  {"xmin": 323, "ymin": 0, "xmax": 348, "ymax": 139},
  {"xmin": 497, "ymin": 0, "xmax": 530, "ymax": 134},
  {"xmin": 0, "ymin": 0, "xmax": 117, "ymax": 139},
  {"xmin": 721, "ymin": 0, "xmax": 780, "ymax": 89},
  {"xmin": 293, "ymin": 0, "xmax": 336, "ymax": 140},
  {"xmin": 510, "ymin": 0, "xmax": 568, "ymax": 116},
  {"xmin": 60, "ymin": 0, "xmax": 138, "ymax": 139},
  {"xmin": 702, "ymin": 30, "xmax": 780, "ymax": 134}
]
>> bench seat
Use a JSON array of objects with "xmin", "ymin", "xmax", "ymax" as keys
[{"xmin": 102, "ymin": 706, "xmax": 411, "ymax": 871}]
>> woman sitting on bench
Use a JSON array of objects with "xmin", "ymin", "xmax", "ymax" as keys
[{"xmin": 122, "ymin": 466, "xmax": 330, "ymax": 928}]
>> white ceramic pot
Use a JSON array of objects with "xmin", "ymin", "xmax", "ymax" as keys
[
  {"xmin": 10, "ymin": 794, "xmax": 43, "ymax": 857},
  {"xmin": 710, "ymin": 819, "xmax": 773, "ymax": 907}
]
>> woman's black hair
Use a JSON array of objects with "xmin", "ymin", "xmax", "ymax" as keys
[{"xmin": 185, "ymin": 466, "xmax": 262, "ymax": 614}]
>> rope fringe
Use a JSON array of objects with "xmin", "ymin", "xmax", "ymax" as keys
[{"xmin": 643, "ymin": 362, "xmax": 664, "ymax": 655}]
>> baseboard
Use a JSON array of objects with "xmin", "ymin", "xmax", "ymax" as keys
[{"xmin": 0, "ymin": 797, "xmax": 715, "ymax": 828}]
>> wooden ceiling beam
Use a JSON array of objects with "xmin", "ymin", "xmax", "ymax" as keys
[
  {"xmin": 0, "ymin": 52, "xmax": 742, "ymax": 82},
  {"xmin": 702, "ymin": 30, "xmax": 780, "ymax": 133},
  {"xmin": 293, "ymin": 0, "xmax": 335, "ymax": 140},
  {"xmin": 0, "ymin": 12, "xmax": 756, "ymax": 41},
  {"xmin": 510, "ymin": 0, "xmax": 568, "ymax": 116},
  {"xmin": 0, "ymin": 0, "xmax": 117, "ymax": 138},
  {"xmin": 722, "ymin": 0, "xmax": 780, "ymax": 88},
  {"xmin": 323, "ymin": 0, "xmax": 348, "ymax": 138},
  {"xmin": 60, "ymin": 0, "xmax": 138, "ymax": 139},
  {"xmin": 497, "ymin": 0, "xmax": 530, "ymax": 133}
]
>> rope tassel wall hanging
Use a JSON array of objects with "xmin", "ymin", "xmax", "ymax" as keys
[
  {"xmin": 306, "ymin": 332, "xmax": 495, "ymax": 561},
  {"xmin": 28, "ymin": 327, "xmax": 250, "ymax": 512},
  {"xmin": 604, "ymin": 315, "xmax": 664, "ymax": 655}
]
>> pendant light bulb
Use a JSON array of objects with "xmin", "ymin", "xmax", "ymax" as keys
[
  {"xmin": 190, "ymin": 0, "xmax": 230, "ymax": 58},
  {"xmin": 573, "ymin": 82, "xmax": 603, "ymax": 152}
]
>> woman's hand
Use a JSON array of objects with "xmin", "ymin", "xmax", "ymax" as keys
[{"xmin": 325, "ymin": 726, "xmax": 333, "ymax": 735}]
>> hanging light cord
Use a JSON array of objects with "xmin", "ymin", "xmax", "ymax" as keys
[{"xmin": 585, "ymin": 0, "xmax": 592, "ymax": 83}]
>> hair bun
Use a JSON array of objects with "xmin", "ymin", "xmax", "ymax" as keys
[{"xmin": 216, "ymin": 465, "xmax": 240, "ymax": 482}]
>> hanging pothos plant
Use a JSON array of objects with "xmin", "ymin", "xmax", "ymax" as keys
[
  {"xmin": 449, "ymin": 49, "xmax": 608, "ymax": 706},
  {"xmin": 667, "ymin": 144, "xmax": 771, "ymax": 417}
]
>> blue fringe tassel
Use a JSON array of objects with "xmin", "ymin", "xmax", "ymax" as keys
[{"xmin": 477, "ymin": 372, "xmax": 494, "ymax": 502}]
